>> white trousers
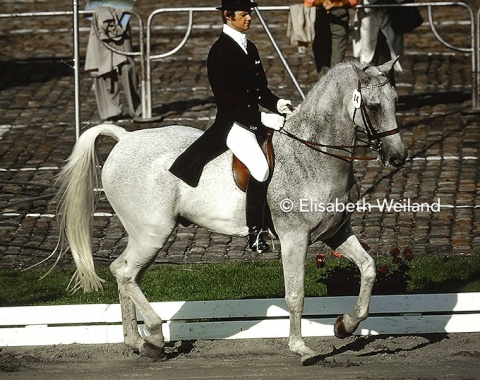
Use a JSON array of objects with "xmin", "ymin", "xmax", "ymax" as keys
[{"xmin": 226, "ymin": 124, "xmax": 269, "ymax": 182}]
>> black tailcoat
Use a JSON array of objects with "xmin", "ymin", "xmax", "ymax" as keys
[{"xmin": 169, "ymin": 32, "xmax": 280, "ymax": 187}]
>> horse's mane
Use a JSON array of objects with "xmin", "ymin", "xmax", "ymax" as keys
[
  {"xmin": 289, "ymin": 60, "xmax": 356, "ymax": 132},
  {"xmin": 299, "ymin": 59, "xmax": 391, "ymax": 114},
  {"xmin": 284, "ymin": 59, "xmax": 393, "ymax": 143},
  {"xmin": 301, "ymin": 61, "xmax": 354, "ymax": 109}
]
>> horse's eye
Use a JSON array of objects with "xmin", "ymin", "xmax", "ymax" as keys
[{"xmin": 367, "ymin": 104, "xmax": 380, "ymax": 112}]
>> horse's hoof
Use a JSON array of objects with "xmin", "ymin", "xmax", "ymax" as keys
[
  {"xmin": 334, "ymin": 315, "xmax": 353, "ymax": 339},
  {"xmin": 301, "ymin": 353, "xmax": 321, "ymax": 366},
  {"xmin": 142, "ymin": 336, "xmax": 166, "ymax": 360}
]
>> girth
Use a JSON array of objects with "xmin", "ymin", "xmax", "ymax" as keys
[{"xmin": 232, "ymin": 129, "xmax": 275, "ymax": 192}]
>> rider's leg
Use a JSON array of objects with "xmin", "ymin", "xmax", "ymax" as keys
[
  {"xmin": 226, "ymin": 124, "xmax": 271, "ymax": 253},
  {"xmin": 226, "ymin": 124, "xmax": 269, "ymax": 182},
  {"xmin": 245, "ymin": 176, "xmax": 270, "ymax": 252}
]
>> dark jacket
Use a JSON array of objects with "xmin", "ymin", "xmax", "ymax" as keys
[{"xmin": 169, "ymin": 32, "xmax": 280, "ymax": 187}]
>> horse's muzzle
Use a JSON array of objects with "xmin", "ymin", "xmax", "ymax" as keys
[{"xmin": 388, "ymin": 150, "xmax": 407, "ymax": 168}]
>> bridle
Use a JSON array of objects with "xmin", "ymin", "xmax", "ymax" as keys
[
  {"xmin": 280, "ymin": 75, "xmax": 400, "ymax": 163},
  {"xmin": 353, "ymin": 77, "xmax": 400, "ymax": 157}
]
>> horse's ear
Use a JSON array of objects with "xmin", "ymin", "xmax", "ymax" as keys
[
  {"xmin": 377, "ymin": 56, "xmax": 400, "ymax": 76},
  {"xmin": 350, "ymin": 60, "xmax": 368, "ymax": 82}
]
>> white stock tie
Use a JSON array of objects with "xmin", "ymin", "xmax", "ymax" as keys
[{"xmin": 241, "ymin": 35, "xmax": 247, "ymax": 52}]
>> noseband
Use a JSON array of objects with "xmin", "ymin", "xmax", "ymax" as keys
[{"xmin": 280, "ymin": 75, "xmax": 400, "ymax": 162}]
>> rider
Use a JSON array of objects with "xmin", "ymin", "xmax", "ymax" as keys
[{"xmin": 169, "ymin": 0, "xmax": 293, "ymax": 253}]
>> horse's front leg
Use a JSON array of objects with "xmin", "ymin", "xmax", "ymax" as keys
[
  {"xmin": 326, "ymin": 224, "xmax": 376, "ymax": 338},
  {"xmin": 280, "ymin": 232, "xmax": 317, "ymax": 365}
]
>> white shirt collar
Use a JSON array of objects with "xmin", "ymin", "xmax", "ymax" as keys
[{"xmin": 223, "ymin": 24, "xmax": 247, "ymax": 54}]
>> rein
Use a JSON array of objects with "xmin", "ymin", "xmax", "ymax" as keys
[
  {"xmin": 279, "ymin": 128, "xmax": 367, "ymax": 162},
  {"xmin": 280, "ymin": 76, "xmax": 400, "ymax": 162}
]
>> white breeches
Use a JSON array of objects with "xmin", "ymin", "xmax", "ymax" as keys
[{"xmin": 226, "ymin": 123, "xmax": 269, "ymax": 182}]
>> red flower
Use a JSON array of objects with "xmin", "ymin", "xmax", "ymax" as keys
[
  {"xmin": 316, "ymin": 252, "xmax": 325, "ymax": 268},
  {"xmin": 389, "ymin": 247, "xmax": 401, "ymax": 257},
  {"xmin": 378, "ymin": 265, "xmax": 390, "ymax": 275},
  {"xmin": 403, "ymin": 247, "xmax": 414, "ymax": 261}
]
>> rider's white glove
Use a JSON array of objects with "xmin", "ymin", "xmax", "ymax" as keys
[
  {"xmin": 277, "ymin": 99, "xmax": 293, "ymax": 114},
  {"xmin": 261, "ymin": 112, "xmax": 284, "ymax": 131}
]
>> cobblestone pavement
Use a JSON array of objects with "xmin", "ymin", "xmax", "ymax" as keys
[{"xmin": 0, "ymin": 1, "xmax": 479, "ymax": 269}]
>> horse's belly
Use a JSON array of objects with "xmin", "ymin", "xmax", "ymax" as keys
[{"xmin": 175, "ymin": 152, "xmax": 249, "ymax": 236}]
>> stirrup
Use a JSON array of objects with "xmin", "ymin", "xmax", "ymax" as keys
[
  {"xmin": 261, "ymin": 228, "xmax": 276, "ymax": 251},
  {"xmin": 249, "ymin": 228, "xmax": 274, "ymax": 253}
]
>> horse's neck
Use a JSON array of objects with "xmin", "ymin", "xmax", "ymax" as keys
[
  {"xmin": 274, "ymin": 95, "xmax": 356, "ymax": 193},
  {"xmin": 287, "ymin": 87, "xmax": 355, "ymax": 147}
]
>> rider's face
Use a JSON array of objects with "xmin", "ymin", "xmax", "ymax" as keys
[{"xmin": 226, "ymin": 10, "xmax": 252, "ymax": 32}]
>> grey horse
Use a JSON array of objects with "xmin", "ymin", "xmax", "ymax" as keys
[{"xmin": 53, "ymin": 58, "xmax": 406, "ymax": 365}]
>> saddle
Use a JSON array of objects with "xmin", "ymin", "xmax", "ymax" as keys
[{"xmin": 232, "ymin": 129, "xmax": 275, "ymax": 192}]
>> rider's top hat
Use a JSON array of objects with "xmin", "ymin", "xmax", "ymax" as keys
[{"xmin": 216, "ymin": 0, "xmax": 259, "ymax": 11}]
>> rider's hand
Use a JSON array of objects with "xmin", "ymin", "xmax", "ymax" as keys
[
  {"xmin": 261, "ymin": 112, "xmax": 284, "ymax": 131},
  {"xmin": 277, "ymin": 99, "xmax": 293, "ymax": 115}
]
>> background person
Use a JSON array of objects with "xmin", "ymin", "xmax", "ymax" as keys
[
  {"xmin": 85, "ymin": 6, "xmax": 141, "ymax": 121},
  {"xmin": 311, "ymin": 0, "xmax": 358, "ymax": 78},
  {"xmin": 352, "ymin": 0, "xmax": 404, "ymax": 84}
]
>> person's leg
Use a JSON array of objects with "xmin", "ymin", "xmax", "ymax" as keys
[
  {"xmin": 371, "ymin": 31, "xmax": 396, "ymax": 86},
  {"xmin": 245, "ymin": 176, "xmax": 270, "ymax": 252},
  {"xmin": 118, "ymin": 58, "xmax": 141, "ymax": 118},
  {"xmin": 312, "ymin": 7, "xmax": 332, "ymax": 78},
  {"xmin": 329, "ymin": 10, "xmax": 349, "ymax": 67},
  {"xmin": 371, "ymin": 31, "xmax": 390, "ymax": 65},
  {"xmin": 93, "ymin": 71, "xmax": 122, "ymax": 120},
  {"xmin": 226, "ymin": 124, "xmax": 269, "ymax": 183},
  {"xmin": 226, "ymin": 125, "xmax": 271, "ymax": 252}
]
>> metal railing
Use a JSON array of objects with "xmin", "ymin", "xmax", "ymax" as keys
[
  {"xmin": 357, "ymin": 2, "xmax": 478, "ymax": 110},
  {"xmin": 0, "ymin": 5, "xmax": 146, "ymax": 139},
  {"xmin": 144, "ymin": 6, "xmax": 304, "ymax": 120},
  {"xmin": 478, "ymin": 7, "xmax": 480, "ymax": 106},
  {"xmin": 144, "ymin": 2, "xmax": 479, "ymax": 119},
  {"xmin": 0, "ymin": 1, "xmax": 479, "ymax": 139}
]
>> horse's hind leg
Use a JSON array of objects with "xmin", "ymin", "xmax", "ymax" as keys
[
  {"xmin": 110, "ymin": 237, "xmax": 167, "ymax": 358},
  {"xmin": 326, "ymin": 224, "xmax": 376, "ymax": 338}
]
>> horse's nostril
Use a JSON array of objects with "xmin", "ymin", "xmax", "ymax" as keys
[{"xmin": 389, "ymin": 156, "xmax": 404, "ymax": 167}]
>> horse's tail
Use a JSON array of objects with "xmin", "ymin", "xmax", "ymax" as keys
[{"xmin": 54, "ymin": 123, "xmax": 128, "ymax": 293}]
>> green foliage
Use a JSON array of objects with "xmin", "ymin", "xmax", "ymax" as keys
[
  {"xmin": 0, "ymin": 266, "xmax": 119, "ymax": 306},
  {"xmin": 314, "ymin": 252, "xmax": 480, "ymax": 295},
  {"xmin": 0, "ymin": 252, "xmax": 479, "ymax": 307},
  {"xmin": 407, "ymin": 253, "xmax": 480, "ymax": 293},
  {"xmin": 140, "ymin": 261, "xmax": 325, "ymax": 300},
  {"xmin": 141, "ymin": 262, "xmax": 288, "ymax": 301}
]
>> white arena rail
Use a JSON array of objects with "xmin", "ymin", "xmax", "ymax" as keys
[{"xmin": 1, "ymin": 293, "xmax": 480, "ymax": 347}]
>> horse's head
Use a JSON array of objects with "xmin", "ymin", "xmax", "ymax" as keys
[{"xmin": 350, "ymin": 58, "xmax": 407, "ymax": 168}]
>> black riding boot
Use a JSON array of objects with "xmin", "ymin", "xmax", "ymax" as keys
[{"xmin": 246, "ymin": 176, "xmax": 271, "ymax": 253}]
